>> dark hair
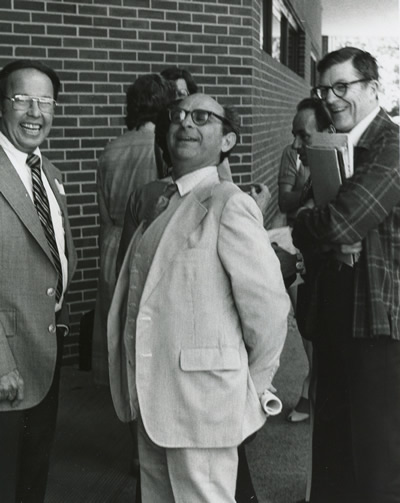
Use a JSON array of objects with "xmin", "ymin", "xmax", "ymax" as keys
[
  {"xmin": 296, "ymin": 97, "xmax": 333, "ymax": 131},
  {"xmin": 0, "ymin": 59, "xmax": 61, "ymax": 100},
  {"xmin": 317, "ymin": 46, "xmax": 379, "ymax": 82},
  {"xmin": 125, "ymin": 74, "xmax": 176, "ymax": 130},
  {"xmin": 155, "ymin": 99, "xmax": 240, "ymax": 167},
  {"xmin": 155, "ymin": 102, "xmax": 179, "ymax": 168},
  {"xmin": 160, "ymin": 66, "xmax": 198, "ymax": 95}
]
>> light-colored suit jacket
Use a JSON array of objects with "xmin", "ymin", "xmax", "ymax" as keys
[
  {"xmin": 108, "ymin": 171, "xmax": 289, "ymax": 448},
  {"xmin": 0, "ymin": 147, "xmax": 77, "ymax": 412}
]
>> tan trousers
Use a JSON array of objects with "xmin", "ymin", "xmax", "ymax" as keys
[{"xmin": 138, "ymin": 416, "xmax": 238, "ymax": 503}]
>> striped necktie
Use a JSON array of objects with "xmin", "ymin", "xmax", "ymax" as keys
[
  {"xmin": 27, "ymin": 153, "xmax": 63, "ymax": 303},
  {"xmin": 142, "ymin": 182, "xmax": 178, "ymax": 231}
]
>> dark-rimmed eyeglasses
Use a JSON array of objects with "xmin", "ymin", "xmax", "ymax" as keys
[
  {"xmin": 4, "ymin": 94, "xmax": 57, "ymax": 113},
  {"xmin": 312, "ymin": 79, "xmax": 370, "ymax": 100},
  {"xmin": 168, "ymin": 108, "xmax": 228, "ymax": 127}
]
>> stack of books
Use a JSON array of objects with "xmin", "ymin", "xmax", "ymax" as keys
[
  {"xmin": 306, "ymin": 132, "xmax": 358, "ymax": 266},
  {"xmin": 306, "ymin": 132, "xmax": 353, "ymax": 206}
]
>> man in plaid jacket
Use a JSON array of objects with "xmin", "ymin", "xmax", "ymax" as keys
[{"xmin": 293, "ymin": 47, "xmax": 400, "ymax": 503}]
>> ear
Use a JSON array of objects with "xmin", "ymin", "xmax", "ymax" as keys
[
  {"xmin": 221, "ymin": 132, "xmax": 237, "ymax": 153},
  {"xmin": 369, "ymin": 79, "xmax": 380, "ymax": 100}
]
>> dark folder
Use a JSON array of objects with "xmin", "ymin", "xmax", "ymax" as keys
[
  {"xmin": 306, "ymin": 133, "xmax": 357, "ymax": 267},
  {"xmin": 306, "ymin": 147, "xmax": 343, "ymax": 206}
]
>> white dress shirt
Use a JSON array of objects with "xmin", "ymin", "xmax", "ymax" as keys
[
  {"xmin": 175, "ymin": 165, "xmax": 218, "ymax": 196},
  {"xmin": 349, "ymin": 105, "xmax": 380, "ymax": 146}
]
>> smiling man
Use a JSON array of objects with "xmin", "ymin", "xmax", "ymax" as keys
[
  {"xmin": 108, "ymin": 93, "xmax": 289, "ymax": 502},
  {"xmin": 293, "ymin": 47, "xmax": 400, "ymax": 503},
  {"xmin": 0, "ymin": 59, "xmax": 76, "ymax": 502}
]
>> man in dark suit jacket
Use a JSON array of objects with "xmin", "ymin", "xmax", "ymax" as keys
[
  {"xmin": 0, "ymin": 59, "xmax": 77, "ymax": 502},
  {"xmin": 293, "ymin": 47, "xmax": 400, "ymax": 503}
]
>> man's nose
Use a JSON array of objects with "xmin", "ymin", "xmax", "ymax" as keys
[
  {"xmin": 181, "ymin": 112, "xmax": 194, "ymax": 127},
  {"xmin": 324, "ymin": 88, "xmax": 337, "ymax": 105},
  {"xmin": 27, "ymin": 99, "xmax": 41, "ymax": 117},
  {"xmin": 292, "ymin": 136, "xmax": 301, "ymax": 150}
]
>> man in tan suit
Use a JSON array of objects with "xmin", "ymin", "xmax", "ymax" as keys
[
  {"xmin": 108, "ymin": 93, "xmax": 289, "ymax": 502},
  {"xmin": 0, "ymin": 59, "xmax": 77, "ymax": 502}
]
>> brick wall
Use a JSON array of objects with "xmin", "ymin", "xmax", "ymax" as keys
[{"xmin": 0, "ymin": 0, "xmax": 321, "ymax": 363}]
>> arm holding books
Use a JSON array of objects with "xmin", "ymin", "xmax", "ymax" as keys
[{"xmin": 296, "ymin": 198, "xmax": 362, "ymax": 260}]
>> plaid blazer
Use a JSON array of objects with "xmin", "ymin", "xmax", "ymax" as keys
[{"xmin": 293, "ymin": 109, "xmax": 400, "ymax": 340}]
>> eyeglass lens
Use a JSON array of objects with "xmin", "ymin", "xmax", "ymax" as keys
[
  {"xmin": 315, "ymin": 79, "xmax": 368, "ymax": 100},
  {"xmin": 11, "ymin": 95, "xmax": 55, "ymax": 112},
  {"xmin": 319, "ymin": 83, "xmax": 347, "ymax": 99},
  {"xmin": 170, "ymin": 109, "xmax": 210, "ymax": 126}
]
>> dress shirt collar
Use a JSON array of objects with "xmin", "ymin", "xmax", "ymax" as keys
[
  {"xmin": 0, "ymin": 130, "xmax": 41, "ymax": 166},
  {"xmin": 348, "ymin": 106, "xmax": 380, "ymax": 146},
  {"xmin": 174, "ymin": 166, "xmax": 218, "ymax": 197}
]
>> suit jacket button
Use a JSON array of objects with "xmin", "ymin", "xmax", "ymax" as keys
[
  {"xmin": 48, "ymin": 324, "xmax": 56, "ymax": 333},
  {"xmin": 47, "ymin": 287, "xmax": 55, "ymax": 297}
]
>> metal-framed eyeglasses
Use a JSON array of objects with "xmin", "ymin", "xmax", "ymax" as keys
[
  {"xmin": 312, "ymin": 79, "xmax": 370, "ymax": 100},
  {"xmin": 168, "ymin": 108, "xmax": 229, "ymax": 127},
  {"xmin": 4, "ymin": 94, "xmax": 57, "ymax": 113}
]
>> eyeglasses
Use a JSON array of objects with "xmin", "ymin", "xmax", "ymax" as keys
[
  {"xmin": 4, "ymin": 94, "xmax": 57, "ymax": 113},
  {"xmin": 312, "ymin": 79, "xmax": 370, "ymax": 100},
  {"xmin": 168, "ymin": 108, "xmax": 228, "ymax": 127},
  {"xmin": 175, "ymin": 88, "xmax": 190, "ymax": 98}
]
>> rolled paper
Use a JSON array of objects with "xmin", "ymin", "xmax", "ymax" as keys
[{"xmin": 260, "ymin": 389, "xmax": 283, "ymax": 416}]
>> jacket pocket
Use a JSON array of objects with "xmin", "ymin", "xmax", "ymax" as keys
[
  {"xmin": 180, "ymin": 347, "xmax": 241, "ymax": 371},
  {"xmin": 0, "ymin": 310, "xmax": 16, "ymax": 337}
]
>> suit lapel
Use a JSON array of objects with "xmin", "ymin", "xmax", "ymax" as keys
[
  {"xmin": 0, "ymin": 148, "xmax": 77, "ymax": 282},
  {"xmin": 0, "ymin": 147, "xmax": 52, "ymax": 261},
  {"xmin": 357, "ymin": 108, "xmax": 390, "ymax": 150},
  {"xmin": 140, "ymin": 172, "xmax": 219, "ymax": 306}
]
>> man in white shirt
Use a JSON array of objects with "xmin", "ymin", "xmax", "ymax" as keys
[
  {"xmin": 108, "ymin": 93, "xmax": 290, "ymax": 502},
  {"xmin": 0, "ymin": 59, "xmax": 77, "ymax": 503}
]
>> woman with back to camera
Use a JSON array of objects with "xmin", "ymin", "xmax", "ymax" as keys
[{"xmin": 93, "ymin": 74, "xmax": 176, "ymax": 387}]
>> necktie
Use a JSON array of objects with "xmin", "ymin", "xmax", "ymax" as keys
[
  {"xmin": 142, "ymin": 182, "xmax": 178, "ymax": 231},
  {"xmin": 27, "ymin": 153, "xmax": 63, "ymax": 303}
]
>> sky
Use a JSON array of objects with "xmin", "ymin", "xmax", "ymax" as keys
[{"xmin": 321, "ymin": 0, "xmax": 400, "ymax": 37}]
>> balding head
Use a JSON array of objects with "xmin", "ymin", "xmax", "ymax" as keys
[{"xmin": 165, "ymin": 93, "xmax": 239, "ymax": 178}]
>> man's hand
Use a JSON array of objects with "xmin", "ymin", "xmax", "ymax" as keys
[
  {"xmin": 0, "ymin": 369, "xmax": 24, "ymax": 407},
  {"xmin": 249, "ymin": 183, "xmax": 271, "ymax": 216},
  {"xmin": 337, "ymin": 241, "xmax": 363, "ymax": 254},
  {"xmin": 329, "ymin": 241, "xmax": 363, "ymax": 255},
  {"xmin": 302, "ymin": 198, "xmax": 315, "ymax": 209},
  {"xmin": 295, "ymin": 198, "xmax": 315, "ymax": 217}
]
